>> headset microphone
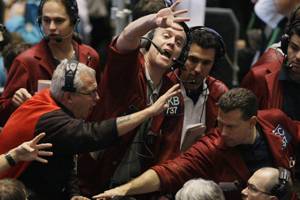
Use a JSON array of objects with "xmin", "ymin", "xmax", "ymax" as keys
[
  {"xmin": 171, "ymin": 67, "xmax": 196, "ymax": 84},
  {"xmin": 140, "ymin": 36, "xmax": 188, "ymax": 68},
  {"xmin": 140, "ymin": 36, "xmax": 171, "ymax": 58},
  {"xmin": 288, "ymin": 63, "xmax": 293, "ymax": 68},
  {"xmin": 140, "ymin": 36, "xmax": 195, "ymax": 84},
  {"xmin": 45, "ymin": 30, "xmax": 74, "ymax": 43}
]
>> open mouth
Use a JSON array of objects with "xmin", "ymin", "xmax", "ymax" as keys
[{"xmin": 162, "ymin": 50, "xmax": 171, "ymax": 58}]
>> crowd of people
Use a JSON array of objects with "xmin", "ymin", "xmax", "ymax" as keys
[{"xmin": 0, "ymin": 0, "xmax": 299, "ymax": 200}]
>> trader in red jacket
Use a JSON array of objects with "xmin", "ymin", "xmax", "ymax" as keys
[
  {"xmin": 167, "ymin": 26, "xmax": 228, "ymax": 148},
  {"xmin": 0, "ymin": 59, "xmax": 179, "ymax": 200},
  {"xmin": 78, "ymin": 2, "xmax": 190, "ymax": 197},
  {"xmin": 93, "ymin": 88, "xmax": 300, "ymax": 200},
  {"xmin": 0, "ymin": 0, "xmax": 100, "ymax": 126},
  {"xmin": 241, "ymin": 13, "xmax": 300, "ymax": 121}
]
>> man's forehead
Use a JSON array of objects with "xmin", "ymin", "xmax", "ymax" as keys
[
  {"xmin": 156, "ymin": 26, "xmax": 187, "ymax": 38},
  {"xmin": 290, "ymin": 33, "xmax": 300, "ymax": 43}
]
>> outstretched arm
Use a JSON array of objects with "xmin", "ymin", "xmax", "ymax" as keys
[
  {"xmin": 116, "ymin": 84, "xmax": 180, "ymax": 136},
  {"xmin": 0, "ymin": 132, "xmax": 53, "ymax": 173},
  {"xmin": 116, "ymin": 0, "xmax": 189, "ymax": 53},
  {"xmin": 93, "ymin": 169, "xmax": 160, "ymax": 199}
]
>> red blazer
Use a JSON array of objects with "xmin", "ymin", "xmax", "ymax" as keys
[
  {"xmin": 79, "ymin": 40, "xmax": 185, "ymax": 196},
  {"xmin": 167, "ymin": 69, "xmax": 228, "ymax": 131},
  {"xmin": 252, "ymin": 47, "xmax": 285, "ymax": 68},
  {"xmin": 241, "ymin": 48, "xmax": 284, "ymax": 109},
  {"xmin": 0, "ymin": 39, "xmax": 100, "ymax": 126},
  {"xmin": 153, "ymin": 109, "xmax": 300, "ymax": 200}
]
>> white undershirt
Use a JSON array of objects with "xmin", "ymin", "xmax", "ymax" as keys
[
  {"xmin": 145, "ymin": 67, "xmax": 162, "ymax": 105},
  {"xmin": 180, "ymin": 80, "xmax": 209, "ymax": 147}
]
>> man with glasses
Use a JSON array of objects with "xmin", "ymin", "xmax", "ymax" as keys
[
  {"xmin": 93, "ymin": 88, "xmax": 300, "ymax": 200},
  {"xmin": 0, "ymin": 59, "xmax": 180, "ymax": 200},
  {"xmin": 242, "ymin": 167, "xmax": 292, "ymax": 200},
  {"xmin": 0, "ymin": 0, "xmax": 101, "ymax": 127}
]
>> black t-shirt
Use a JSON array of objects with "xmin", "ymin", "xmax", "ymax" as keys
[{"xmin": 237, "ymin": 125, "xmax": 274, "ymax": 175}]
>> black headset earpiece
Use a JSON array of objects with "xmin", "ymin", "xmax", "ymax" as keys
[
  {"xmin": 189, "ymin": 26, "xmax": 226, "ymax": 58},
  {"xmin": 280, "ymin": 33, "xmax": 290, "ymax": 55},
  {"xmin": 37, "ymin": 0, "xmax": 80, "ymax": 26},
  {"xmin": 140, "ymin": 22, "xmax": 191, "ymax": 70},
  {"xmin": 62, "ymin": 60, "xmax": 78, "ymax": 92},
  {"xmin": 143, "ymin": 30, "xmax": 155, "ymax": 51},
  {"xmin": 270, "ymin": 167, "xmax": 291, "ymax": 200}
]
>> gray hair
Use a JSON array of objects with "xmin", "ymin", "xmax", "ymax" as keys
[
  {"xmin": 175, "ymin": 178, "xmax": 225, "ymax": 200},
  {"xmin": 0, "ymin": 179, "xmax": 27, "ymax": 200},
  {"xmin": 50, "ymin": 59, "xmax": 96, "ymax": 99}
]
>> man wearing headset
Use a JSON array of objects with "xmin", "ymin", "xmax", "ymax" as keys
[
  {"xmin": 242, "ymin": 6, "xmax": 300, "ymax": 120},
  {"xmin": 242, "ymin": 167, "xmax": 292, "ymax": 200},
  {"xmin": 93, "ymin": 88, "xmax": 300, "ymax": 200},
  {"xmin": 0, "ymin": 0, "xmax": 100, "ymax": 127},
  {"xmin": 242, "ymin": 6, "xmax": 300, "ymax": 192},
  {"xmin": 78, "ymin": 1, "xmax": 190, "ymax": 198},
  {"xmin": 167, "ymin": 26, "xmax": 228, "ymax": 151},
  {"xmin": 0, "ymin": 59, "xmax": 179, "ymax": 200}
]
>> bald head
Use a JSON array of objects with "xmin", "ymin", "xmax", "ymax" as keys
[
  {"xmin": 251, "ymin": 167, "xmax": 280, "ymax": 192},
  {"xmin": 242, "ymin": 167, "xmax": 292, "ymax": 200}
]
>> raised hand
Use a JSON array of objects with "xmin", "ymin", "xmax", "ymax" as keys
[
  {"xmin": 9, "ymin": 132, "xmax": 53, "ymax": 163},
  {"xmin": 12, "ymin": 88, "xmax": 32, "ymax": 107},
  {"xmin": 148, "ymin": 84, "xmax": 180, "ymax": 116},
  {"xmin": 155, "ymin": 0, "xmax": 189, "ymax": 30}
]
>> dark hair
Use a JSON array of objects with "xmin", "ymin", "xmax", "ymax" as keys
[
  {"xmin": 280, "ymin": 5, "xmax": 300, "ymax": 54},
  {"xmin": 190, "ymin": 27, "xmax": 225, "ymax": 58},
  {"xmin": 0, "ymin": 24, "xmax": 11, "ymax": 51},
  {"xmin": 132, "ymin": 0, "xmax": 166, "ymax": 21},
  {"xmin": 38, "ymin": 0, "xmax": 79, "ymax": 25},
  {"xmin": 288, "ymin": 22, "xmax": 300, "ymax": 38},
  {"xmin": 2, "ymin": 42, "xmax": 32, "ymax": 73},
  {"xmin": 0, "ymin": 179, "xmax": 27, "ymax": 200},
  {"xmin": 218, "ymin": 88, "xmax": 258, "ymax": 120}
]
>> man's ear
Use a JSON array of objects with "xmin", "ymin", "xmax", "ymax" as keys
[
  {"xmin": 63, "ymin": 92, "xmax": 73, "ymax": 104},
  {"xmin": 270, "ymin": 196, "xmax": 279, "ymax": 200},
  {"xmin": 249, "ymin": 116, "xmax": 257, "ymax": 128}
]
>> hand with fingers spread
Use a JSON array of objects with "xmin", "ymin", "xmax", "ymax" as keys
[
  {"xmin": 12, "ymin": 88, "xmax": 32, "ymax": 107},
  {"xmin": 147, "ymin": 84, "xmax": 181, "ymax": 117},
  {"xmin": 154, "ymin": 0, "xmax": 190, "ymax": 30},
  {"xmin": 8, "ymin": 132, "xmax": 53, "ymax": 164}
]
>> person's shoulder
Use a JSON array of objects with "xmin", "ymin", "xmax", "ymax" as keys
[
  {"xmin": 257, "ymin": 109, "xmax": 288, "ymax": 126},
  {"xmin": 79, "ymin": 43, "xmax": 98, "ymax": 55},
  {"xmin": 207, "ymin": 76, "xmax": 228, "ymax": 97},
  {"xmin": 196, "ymin": 130, "xmax": 223, "ymax": 149}
]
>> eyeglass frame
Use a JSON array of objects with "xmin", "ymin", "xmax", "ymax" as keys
[{"xmin": 246, "ymin": 182, "xmax": 272, "ymax": 196}]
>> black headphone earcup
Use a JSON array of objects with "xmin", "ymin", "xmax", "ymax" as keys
[
  {"xmin": 62, "ymin": 60, "xmax": 78, "ymax": 92},
  {"xmin": 144, "ymin": 40, "xmax": 151, "ymax": 51},
  {"xmin": 280, "ymin": 34, "xmax": 289, "ymax": 54},
  {"xmin": 270, "ymin": 168, "xmax": 290, "ymax": 200},
  {"xmin": 143, "ymin": 30, "xmax": 155, "ymax": 51}
]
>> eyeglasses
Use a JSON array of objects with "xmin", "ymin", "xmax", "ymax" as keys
[
  {"xmin": 246, "ymin": 183, "xmax": 271, "ymax": 195},
  {"xmin": 76, "ymin": 90, "xmax": 98, "ymax": 98}
]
